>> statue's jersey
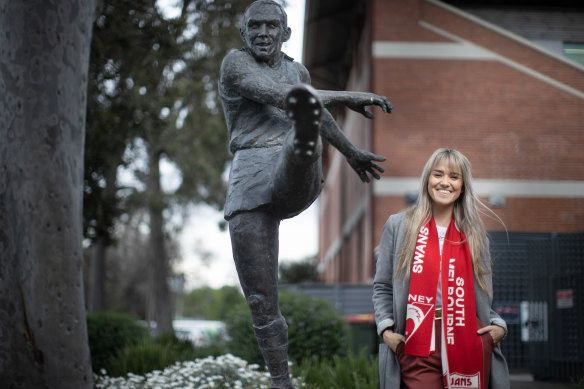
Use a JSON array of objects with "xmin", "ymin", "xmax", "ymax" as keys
[
  {"xmin": 218, "ymin": 49, "xmax": 321, "ymax": 220},
  {"xmin": 218, "ymin": 49, "xmax": 301, "ymax": 154}
]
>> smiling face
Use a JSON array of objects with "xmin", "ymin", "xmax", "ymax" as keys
[
  {"xmin": 241, "ymin": 2, "xmax": 290, "ymax": 64},
  {"xmin": 427, "ymin": 158, "xmax": 464, "ymax": 212}
]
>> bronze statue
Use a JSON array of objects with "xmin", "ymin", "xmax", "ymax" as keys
[{"xmin": 218, "ymin": 1, "xmax": 393, "ymax": 387}]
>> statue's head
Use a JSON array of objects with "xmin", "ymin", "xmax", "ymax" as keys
[{"xmin": 240, "ymin": 0, "xmax": 291, "ymax": 63}]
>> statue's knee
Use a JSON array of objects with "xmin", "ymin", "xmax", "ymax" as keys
[
  {"xmin": 247, "ymin": 293, "xmax": 271, "ymax": 316},
  {"xmin": 253, "ymin": 315, "xmax": 288, "ymax": 340}
]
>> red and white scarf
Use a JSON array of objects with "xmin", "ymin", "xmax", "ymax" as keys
[{"xmin": 404, "ymin": 217, "xmax": 485, "ymax": 389}]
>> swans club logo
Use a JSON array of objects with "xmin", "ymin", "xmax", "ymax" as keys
[
  {"xmin": 405, "ymin": 300, "xmax": 434, "ymax": 341},
  {"xmin": 447, "ymin": 372, "xmax": 480, "ymax": 389}
]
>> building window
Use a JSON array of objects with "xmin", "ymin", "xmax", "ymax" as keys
[{"xmin": 563, "ymin": 43, "xmax": 584, "ymax": 66}]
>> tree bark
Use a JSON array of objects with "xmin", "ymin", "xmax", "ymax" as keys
[
  {"xmin": 88, "ymin": 162, "xmax": 118, "ymax": 312},
  {"xmin": 147, "ymin": 150, "xmax": 174, "ymax": 335},
  {"xmin": 0, "ymin": 1, "xmax": 96, "ymax": 387},
  {"xmin": 88, "ymin": 237, "xmax": 105, "ymax": 312}
]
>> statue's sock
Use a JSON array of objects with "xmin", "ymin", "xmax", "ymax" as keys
[{"xmin": 253, "ymin": 318, "xmax": 294, "ymax": 388}]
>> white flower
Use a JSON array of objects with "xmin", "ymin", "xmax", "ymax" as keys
[{"xmin": 93, "ymin": 354, "xmax": 302, "ymax": 388}]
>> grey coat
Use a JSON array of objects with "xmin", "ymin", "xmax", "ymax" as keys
[{"xmin": 373, "ymin": 212, "xmax": 510, "ymax": 389}]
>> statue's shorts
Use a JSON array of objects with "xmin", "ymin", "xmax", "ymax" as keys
[{"xmin": 224, "ymin": 140, "xmax": 323, "ymax": 221}]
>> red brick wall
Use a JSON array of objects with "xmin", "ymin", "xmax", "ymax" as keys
[
  {"xmin": 319, "ymin": 0, "xmax": 584, "ymax": 283},
  {"xmin": 372, "ymin": 0, "xmax": 450, "ymax": 42},
  {"xmin": 373, "ymin": 196, "xmax": 410, "ymax": 247},
  {"xmin": 373, "ymin": 59, "xmax": 584, "ymax": 181},
  {"xmin": 422, "ymin": 0, "xmax": 584, "ymax": 92},
  {"xmin": 369, "ymin": 0, "xmax": 584, "ymax": 241},
  {"xmin": 318, "ymin": 8, "xmax": 376, "ymax": 283}
]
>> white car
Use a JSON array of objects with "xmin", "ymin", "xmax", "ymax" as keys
[{"xmin": 172, "ymin": 319, "xmax": 228, "ymax": 347}]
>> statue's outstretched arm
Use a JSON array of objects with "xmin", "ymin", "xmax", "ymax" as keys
[
  {"xmin": 295, "ymin": 62, "xmax": 394, "ymax": 119},
  {"xmin": 318, "ymin": 90, "xmax": 393, "ymax": 119},
  {"xmin": 221, "ymin": 52, "xmax": 390, "ymax": 183},
  {"xmin": 221, "ymin": 53, "xmax": 393, "ymax": 119},
  {"xmin": 296, "ymin": 63, "xmax": 391, "ymax": 183},
  {"xmin": 319, "ymin": 110, "xmax": 386, "ymax": 183}
]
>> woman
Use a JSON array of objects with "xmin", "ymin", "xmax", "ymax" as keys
[{"xmin": 373, "ymin": 148, "xmax": 509, "ymax": 389}]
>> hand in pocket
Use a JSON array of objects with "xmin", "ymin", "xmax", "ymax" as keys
[{"xmin": 383, "ymin": 330, "xmax": 406, "ymax": 353}]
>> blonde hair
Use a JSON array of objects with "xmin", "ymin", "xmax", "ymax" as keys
[{"xmin": 396, "ymin": 148, "xmax": 502, "ymax": 294}]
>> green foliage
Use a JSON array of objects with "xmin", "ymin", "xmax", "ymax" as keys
[
  {"xmin": 87, "ymin": 312, "xmax": 228, "ymax": 377},
  {"xmin": 283, "ymin": 292, "xmax": 351, "ymax": 361},
  {"xmin": 182, "ymin": 285, "xmax": 246, "ymax": 320},
  {"xmin": 85, "ymin": 0, "xmax": 249, "ymax": 217},
  {"xmin": 84, "ymin": 0, "xmax": 250, "ymax": 329},
  {"xmin": 572, "ymin": 375, "xmax": 584, "ymax": 389},
  {"xmin": 87, "ymin": 311, "xmax": 150, "ymax": 373},
  {"xmin": 279, "ymin": 256, "xmax": 320, "ymax": 284},
  {"xmin": 223, "ymin": 303, "xmax": 262, "ymax": 365},
  {"xmin": 103, "ymin": 334, "xmax": 226, "ymax": 377},
  {"xmin": 293, "ymin": 347, "xmax": 379, "ymax": 389},
  {"xmin": 224, "ymin": 291, "xmax": 351, "ymax": 366}
]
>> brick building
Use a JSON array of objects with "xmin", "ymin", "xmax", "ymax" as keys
[{"xmin": 302, "ymin": 0, "xmax": 584, "ymax": 284}]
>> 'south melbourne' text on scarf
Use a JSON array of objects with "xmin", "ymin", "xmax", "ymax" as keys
[
  {"xmin": 440, "ymin": 219, "xmax": 484, "ymax": 389},
  {"xmin": 405, "ymin": 218, "xmax": 485, "ymax": 389}
]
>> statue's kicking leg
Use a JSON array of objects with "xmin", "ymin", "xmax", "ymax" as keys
[
  {"xmin": 228, "ymin": 211, "xmax": 294, "ymax": 389},
  {"xmin": 272, "ymin": 84, "xmax": 324, "ymax": 220}
]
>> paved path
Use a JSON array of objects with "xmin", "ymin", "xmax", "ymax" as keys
[{"xmin": 511, "ymin": 373, "xmax": 574, "ymax": 389}]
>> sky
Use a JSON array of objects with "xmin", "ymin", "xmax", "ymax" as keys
[{"xmin": 172, "ymin": 0, "xmax": 316, "ymax": 290}]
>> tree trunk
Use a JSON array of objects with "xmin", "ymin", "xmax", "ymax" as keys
[
  {"xmin": 88, "ymin": 237, "xmax": 105, "ymax": 312},
  {"xmin": 0, "ymin": 1, "xmax": 96, "ymax": 388},
  {"xmin": 147, "ymin": 150, "xmax": 174, "ymax": 335},
  {"xmin": 88, "ymin": 163, "xmax": 118, "ymax": 312}
]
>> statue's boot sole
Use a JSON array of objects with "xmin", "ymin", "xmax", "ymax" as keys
[{"xmin": 285, "ymin": 84, "xmax": 322, "ymax": 157}]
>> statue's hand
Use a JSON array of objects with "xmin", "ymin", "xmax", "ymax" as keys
[
  {"xmin": 347, "ymin": 149, "xmax": 386, "ymax": 183},
  {"xmin": 347, "ymin": 93, "xmax": 393, "ymax": 119}
]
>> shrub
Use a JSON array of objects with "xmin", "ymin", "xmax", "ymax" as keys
[
  {"xmin": 224, "ymin": 291, "xmax": 351, "ymax": 366},
  {"xmin": 572, "ymin": 375, "xmax": 584, "ymax": 389},
  {"xmin": 87, "ymin": 311, "xmax": 150, "ymax": 373},
  {"xmin": 293, "ymin": 347, "xmax": 379, "ymax": 389},
  {"xmin": 183, "ymin": 285, "xmax": 246, "ymax": 320},
  {"xmin": 103, "ymin": 334, "xmax": 227, "ymax": 377},
  {"xmin": 279, "ymin": 257, "xmax": 320, "ymax": 284},
  {"xmin": 94, "ymin": 354, "xmax": 306, "ymax": 389},
  {"xmin": 223, "ymin": 303, "xmax": 263, "ymax": 365}
]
